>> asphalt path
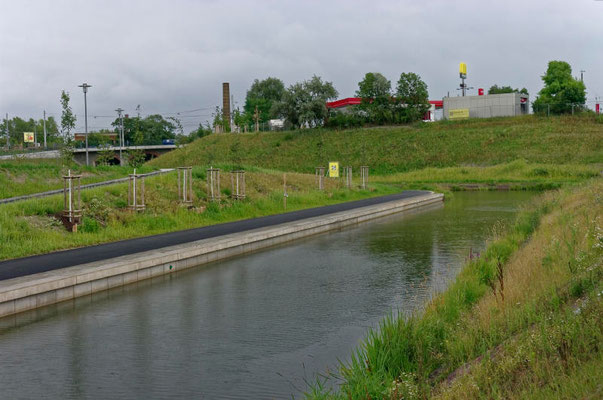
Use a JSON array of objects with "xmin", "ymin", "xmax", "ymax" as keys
[{"xmin": 0, "ymin": 191, "xmax": 429, "ymax": 281}]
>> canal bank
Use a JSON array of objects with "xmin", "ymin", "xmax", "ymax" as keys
[{"xmin": 0, "ymin": 191, "xmax": 443, "ymax": 318}]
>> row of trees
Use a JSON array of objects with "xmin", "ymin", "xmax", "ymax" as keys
[
  {"xmin": 56, "ymin": 90, "xmax": 179, "ymax": 147},
  {"xmin": 229, "ymin": 75, "xmax": 338, "ymax": 130},
  {"xmin": 0, "ymin": 115, "xmax": 61, "ymax": 147},
  {"xmin": 1, "ymin": 91, "xmax": 181, "ymax": 149},
  {"xmin": 353, "ymin": 72, "xmax": 430, "ymax": 125},
  {"xmin": 226, "ymin": 71, "xmax": 430, "ymax": 131},
  {"xmin": 488, "ymin": 85, "xmax": 528, "ymax": 95}
]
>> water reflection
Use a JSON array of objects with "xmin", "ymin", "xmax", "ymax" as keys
[{"xmin": 0, "ymin": 191, "xmax": 534, "ymax": 399}]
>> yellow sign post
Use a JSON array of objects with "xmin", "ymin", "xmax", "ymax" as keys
[
  {"xmin": 449, "ymin": 109, "xmax": 469, "ymax": 120},
  {"xmin": 23, "ymin": 132, "xmax": 34, "ymax": 143},
  {"xmin": 328, "ymin": 162, "xmax": 339, "ymax": 178},
  {"xmin": 459, "ymin": 62, "xmax": 467, "ymax": 78}
]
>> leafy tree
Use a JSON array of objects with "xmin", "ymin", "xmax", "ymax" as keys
[
  {"xmin": 488, "ymin": 85, "xmax": 528, "ymax": 95},
  {"xmin": 191, "ymin": 122, "xmax": 212, "ymax": 139},
  {"xmin": 243, "ymin": 77, "xmax": 285, "ymax": 125},
  {"xmin": 87, "ymin": 130, "xmax": 116, "ymax": 147},
  {"xmin": 356, "ymin": 72, "xmax": 391, "ymax": 99},
  {"xmin": 232, "ymin": 109, "xmax": 246, "ymax": 131},
  {"xmin": 533, "ymin": 61, "xmax": 586, "ymax": 114},
  {"xmin": 396, "ymin": 72, "xmax": 430, "ymax": 122},
  {"xmin": 356, "ymin": 72, "xmax": 393, "ymax": 124},
  {"xmin": 111, "ymin": 114, "xmax": 176, "ymax": 145},
  {"xmin": 60, "ymin": 90, "xmax": 76, "ymax": 140},
  {"xmin": 96, "ymin": 148, "xmax": 117, "ymax": 165},
  {"xmin": 211, "ymin": 106, "xmax": 229, "ymax": 132},
  {"xmin": 126, "ymin": 150, "xmax": 146, "ymax": 168},
  {"xmin": 274, "ymin": 76, "xmax": 338, "ymax": 128}
]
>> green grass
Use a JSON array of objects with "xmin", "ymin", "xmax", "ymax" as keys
[
  {"xmin": 374, "ymin": 159, "xmax": 601, "ymax": 191},
  {"xmin": 150, "ymin": 115, "xmax": 603, "ymax": 175},
  {"xmin": 306, "ymin": 178, "xmax": 602, "ymax": 399},
  {"xmin": 0, "ymin": 168, "xmax": 400, "ymax": 261},
  {"xmin": 0, "ymin": 158, "xmax": 157, "ymax": 199}
]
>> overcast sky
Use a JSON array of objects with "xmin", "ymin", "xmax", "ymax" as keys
[{"xmin": 1, "ymin": 0, "xmax": 601, "ymax": 132}]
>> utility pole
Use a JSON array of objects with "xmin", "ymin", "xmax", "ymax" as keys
[
  {"xmin": 136, "ymin": 104, "xmax": 141, "ymax": 119},
  {"xmin": 43, "ymin": 110, "xmax": 47, "ymax": 148},
  {"xmin": 231, "ymin": 94, "xmax": 234, "ymax": 130},
  {"xmin": 78, "ymin": 82, "xmax": 92, "ymax": 166},
  {"xmin": 116, "ymin": 108, "xmax": 124, "ymax": 165},
  {"xmin": 580, "ymin": 70, "xmax": 585, "ymax": 82}
]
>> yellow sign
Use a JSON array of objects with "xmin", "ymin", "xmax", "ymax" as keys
[
  {"xmin": 449, "ymin": 109, "xmax": 469, "ymax": 120},
  {"xmin": 459, "ymin": 62, "xmax": 467, "ymax": 76},
  {"xmin": 328, "ymin": 162, "xmax": 339, "ymax": 178},
  {"xmin": 23, "ymin": 132, "xmax": 34, "ymax": 143}
]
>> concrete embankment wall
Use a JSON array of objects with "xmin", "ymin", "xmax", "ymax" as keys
[{"xmin": 0, "ymin": 192, "xmax": 443, "ymax": 319}]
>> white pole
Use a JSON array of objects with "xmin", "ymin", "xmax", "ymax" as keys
[{"xmin": 133, "ymin": 168, "xmax": 137, "ymax": 207}]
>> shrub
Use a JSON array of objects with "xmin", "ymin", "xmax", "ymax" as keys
[{"xmin": 126, "ymin": 149, "xmax": 146, "ymax": 168}]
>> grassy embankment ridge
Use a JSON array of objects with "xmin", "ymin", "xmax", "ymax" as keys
[
  {"xmin": 307, "ymin": 179, "xmax": 602, "ymax": 399},
  {"xmin": 0, "ymin": 167, "xmax": 399, "ymax": 261},
  {"xmin": 151, "ymin": 115, "xmax": 602, "ymax": 182}
]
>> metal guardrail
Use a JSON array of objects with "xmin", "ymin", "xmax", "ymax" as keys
[{"xmin": 0, "ymin": 169, "xmax": 175, "ymax": 205}]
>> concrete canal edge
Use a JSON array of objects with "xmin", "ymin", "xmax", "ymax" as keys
[{"xmin": 0, "ymin": 192, "xmax": 443, "ymax": 318}]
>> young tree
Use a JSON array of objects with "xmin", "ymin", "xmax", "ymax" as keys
[
  {"xmin": 244, "ymin": 77, "xmax": 285, "ymax": 125},
  {"xmin": 396, "ymin": 72, "xmax": 430, "ymax": 122},
  {"xmin": 60, "ymin": 90, "xmax": 76, "ymax": 141},
  {"xmin": 211, "ymin": 106, "xmax": 229, "ymax": 132},
  {"xmin": 533, "ymin": 61, "xmax": 586, "ymax": 114},
  {"xmin": 274, "ymin": 76, "xmax": 338, "ymax": 129},
  {"xmin": 356, "ymin": 72, "xmax": 393, "ymax": 124},
  {"xmin": 191, "ymin": 122, "xmax": 212, "ymax": 138}
]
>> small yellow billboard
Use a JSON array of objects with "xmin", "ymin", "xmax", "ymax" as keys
[
  {"xmin": 459, "ymin": 62, "xmax": 467, "ymax": 78},
  {"xmin": 23, "ymin": 132, "xmax": 34, "ymax": 143},
  {"xmin": 328, "ymin": 162, "xmax": 339, "ymax": 178},
  {"xmin": 449, "ymin": 109, "xmax": 469, "ymax": 120}
]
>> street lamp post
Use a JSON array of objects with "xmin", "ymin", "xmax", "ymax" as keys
[
  {"xmin": 78, "ymin": 83, "xmax": 92, "ymax": 166},
  {"xmin": 115, "ymin": 108, "xmax": 124, "ymax": 165}
]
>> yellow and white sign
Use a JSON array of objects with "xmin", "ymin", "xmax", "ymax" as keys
[
  {"xmin": 328, "ymin": 162, "xmax": 339, "ymax": 178},
  {"xmin": 449, "ymin": 109, "xmax": 469, "ymax": 120},
  {"xmin": 23, "ymin": 132, "xmax": 34, "ymax": 143},
  {"xmin": 459, "ymin": 62, "xmax": 467, "ymax": 78}
]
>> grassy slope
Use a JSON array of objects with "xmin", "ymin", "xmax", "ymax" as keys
[
  {"xmin": 374, "ymin": 159, "xmax": 600, "ymax": 190},
  {"xmin": 150, "ymin": 115, "xmax": 603, "ymax": 175},
  {"xmin": 0, "ymin": 158, "xmax": 157, "ymax": 199},
  {"xmin": 308, "ymin": 179, "xmax": 602, "ymax": 399},
  {"xmin": 0, "ymin": 168, "xmax": 399, "ymax": 260}
]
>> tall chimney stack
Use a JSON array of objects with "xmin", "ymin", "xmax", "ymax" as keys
[{"xmin": 222, "ymin": 82, "xmax": 231, "ymax": 132}]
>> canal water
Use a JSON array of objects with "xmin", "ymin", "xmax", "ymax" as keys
[{"xmin": 0, "ymin": 191, "xmax": 534, "ymax": 399}]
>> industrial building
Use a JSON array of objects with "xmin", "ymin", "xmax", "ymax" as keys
[{"xmin": 443, "ymin": 92, "xmax": 529, "ymax": 120}]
